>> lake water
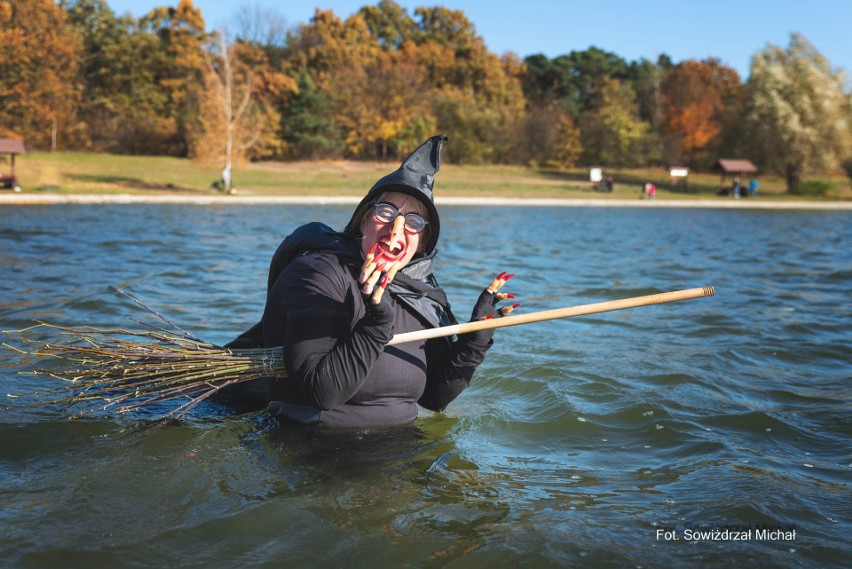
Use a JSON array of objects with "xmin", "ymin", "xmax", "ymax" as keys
[{"xmin": 1, "ymin": 203, "xmax": 849, "ymax": 568}]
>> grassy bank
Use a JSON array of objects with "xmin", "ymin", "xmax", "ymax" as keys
[{"xmin": 7, "ymin": 151, "xmax": 852, "ymax": 202}]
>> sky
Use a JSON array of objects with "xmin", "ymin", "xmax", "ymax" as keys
[{"xmin": 105, "ymin": 0, "xmax": 852, "ymax": 80}]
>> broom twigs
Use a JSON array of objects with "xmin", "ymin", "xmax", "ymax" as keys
[
  {"xmin": 113, "ymin": 287, "xmax": 205, "ymax": 344},
  {"xmin": 4, "ymin": 317, "xmax": 288, "ymax": 418},
  {"xmin": 4, "ymin": 287, "xmax": 713, "ymax": 419}
]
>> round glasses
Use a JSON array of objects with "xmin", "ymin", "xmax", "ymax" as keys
[{"xmin": 372, "ymin": 202, "xmax": 429, "ymax": 234}]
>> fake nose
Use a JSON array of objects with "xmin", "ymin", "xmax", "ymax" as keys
[{"xmin": 388, "ymin": 214, "xmax": 406, "ymax": 246}]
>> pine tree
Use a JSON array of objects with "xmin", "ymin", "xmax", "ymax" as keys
[{"xmin": 282, "ymin": 70, "xmax": 341, "ymax": 159}]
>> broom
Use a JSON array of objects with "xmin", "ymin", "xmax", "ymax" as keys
[{"xmin": 3, "ymin": 287, "xmax": 714, "ymax": 419}]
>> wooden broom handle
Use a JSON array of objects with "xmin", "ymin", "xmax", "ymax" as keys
[{"xmin": 388, "ymin": 286, "xmax": 715, "ymax": 346}]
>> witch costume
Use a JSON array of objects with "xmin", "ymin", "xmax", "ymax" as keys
[{"xmin": 223, "ymin": 135, "xmax": 495, "ymax": 427}]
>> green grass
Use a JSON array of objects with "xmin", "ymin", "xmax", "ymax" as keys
[{"xmin": 7, "ymin": 151, "xmax": 852, "ymax": 201}]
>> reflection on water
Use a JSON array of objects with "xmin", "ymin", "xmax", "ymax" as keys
[{"xmin": 1, "ymin": 204, "xmax": 850, "ymax": 568}]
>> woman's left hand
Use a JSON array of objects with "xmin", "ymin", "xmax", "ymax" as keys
[{"xmin": 470, "ymin": 272, "xmax": 520, "ymax": 321}]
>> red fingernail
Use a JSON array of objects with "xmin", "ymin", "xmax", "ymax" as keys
[
  {"xmin": 506, "ymin": 293, "xmax": 516, "ymax": 299},
  {"xmin": 505, "ymin": 274, "xmax": 515, "ymax": 281},
  {"xmin": 380, "ymin": 274, "xmax": 389, "ymax": 288},
  {"xmin": 368, "ymin": 243, "xmax": 378, "ymax": 255},
  {"xmin": 512, "ymin": 303, "xmax": 520, "ymax": 309},
  {"xmin": 496, "ymin": 271, "xmax": 507, "ymax": 279},
  {"xmin": 483, "ymin": 315, "xmax": 494, "ymax": 320}
]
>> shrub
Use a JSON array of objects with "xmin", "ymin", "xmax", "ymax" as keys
[{"xmin": 792, "ymin": 179, "xmax": 839, "ymax": 197}]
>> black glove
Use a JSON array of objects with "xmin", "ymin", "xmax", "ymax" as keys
[
  {"xmin": 470, "ymin": 289, "xmax": 500, "ymax": 321},
  {"xmin": 364, "ymin": 285, "xmax": 395, "ymax": 327},
  {"xmin": 463, "ymin": 290, "xmax": 496, "ymax": 344},
  {"xmin": 463, "ymin": 272, "xmax": 518, "ymax": 345}
]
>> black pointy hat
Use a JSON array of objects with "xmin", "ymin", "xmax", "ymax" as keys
[{"xmin": 345, "ymin": 134, "xmax": 447, "ymax": 254}]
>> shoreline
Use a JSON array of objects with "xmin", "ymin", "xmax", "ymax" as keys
[{"xmin": 1, "ymin": 193, "xmax": 850, "ymax": 210}]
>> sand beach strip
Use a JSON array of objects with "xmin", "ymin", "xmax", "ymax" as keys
[{"xmin": 1, "ymin": 193, "xmax": 851, "ymax": 209}]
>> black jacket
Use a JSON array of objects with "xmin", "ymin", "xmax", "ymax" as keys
[{"xmin": 224, "ymin": 223, "xmax": 492, "ymax": 427}]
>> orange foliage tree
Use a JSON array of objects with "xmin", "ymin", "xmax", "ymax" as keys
[
  {"xmin": 41, "ymin": 0, "xmax": 838, "ymax": 172},
  {"xmin": 407, "ymin": 6, "xmax": 527, "ymax": 163},
  {"xmin": 0, "ymin": 0, "xmax": 81, "ymax": 149},
  {"xmin": 297, "ymin": 10, "xmax": 433, "ymax": 158},
  {"xmin": 285, "ymin": 3, "xmax": 527, "ymax": 163},
  {"xmin": 661, "ymin": 58, "xmax": 741, "ymax": 166}
]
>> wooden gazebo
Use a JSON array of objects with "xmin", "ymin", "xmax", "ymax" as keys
[
  {"xmin": 715, "ymin": 159, "xmax": 757, "ymax": 194},
  {"xmin": 0, "ymin": 138, "xmax": 26, "ymax": 190}
]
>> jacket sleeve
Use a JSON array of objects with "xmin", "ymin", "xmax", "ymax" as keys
[
  {"xmin": 417, "ymin": 334, "xmax": 493, "ymax": 411},
  {"xmin": 263, "ymin": 253, "xmax": 394, "ymax": 410}
]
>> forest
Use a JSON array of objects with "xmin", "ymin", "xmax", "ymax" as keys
[{"xmin": 2, "ymin": 0, "xmax": 851, "ymax": 192}]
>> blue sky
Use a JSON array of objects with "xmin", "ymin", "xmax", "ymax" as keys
[{"xmin": 105, "ymin": 0, "xmax": 851, "ymax": 80}]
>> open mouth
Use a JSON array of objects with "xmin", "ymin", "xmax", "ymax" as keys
[{"xmin": 377, "ymin": 239, "xmax": 405, "ymax": 261}]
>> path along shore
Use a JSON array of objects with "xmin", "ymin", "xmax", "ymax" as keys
[{"xmin": 1, "ymin": 193, "xmax": 850, "ymax": 209}]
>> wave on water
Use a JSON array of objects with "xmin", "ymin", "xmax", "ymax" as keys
[{"xmin": 1, "ymin": 204, "xmax": 849, "ymax": 568}]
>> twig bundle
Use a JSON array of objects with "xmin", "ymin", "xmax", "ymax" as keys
[
  {"xmin": 4, "ymin": 322, "xmax": 287, "ymax": 419},
  {"xmin": 4, "ymin": 286, "xmax": 713, "ymax": 420}
]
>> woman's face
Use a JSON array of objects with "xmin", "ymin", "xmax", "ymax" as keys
[{"xmin": 360, "ymin": 192, "xmax": 428, "ymax": 272}]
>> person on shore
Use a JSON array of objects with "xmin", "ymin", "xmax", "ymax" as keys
[
  {"xmin": 733, "ymin": 177, "xmax": 741, "ymax": 199},
  {"xmin": 223, "ymin": 135, "xmax": 518, "ymax": 427},
  {"xmin": 748, "ymin": 178, "xmax": 759, "ymax": 197},
  {"xmin": 647, "ymin": 182, "xmax": 656, "ymax": 200}
]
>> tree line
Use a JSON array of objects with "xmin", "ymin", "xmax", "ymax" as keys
[{"xmin": 2, "ymin": 0, "xmax": 851, "ymax": 191}]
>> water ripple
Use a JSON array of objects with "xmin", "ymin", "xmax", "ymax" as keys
[{"xmin": 1, "ymin": 204, "xmax": 849, "ymax": 568}]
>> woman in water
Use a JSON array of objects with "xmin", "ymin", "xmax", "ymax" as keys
[{"xmin": 227, "ymin": 135, "xmax": 517, "ymax": 427}]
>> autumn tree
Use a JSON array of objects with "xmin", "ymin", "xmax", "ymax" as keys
[
  {"xmin": 289, "ymin": 2, "xmax": 528, "ymax": 162},
  {"xmin": 412, "ymin": 5, "xmax": 481, "ymax": 89},
  {"xmin": 286, "ymin": 6, "xmax": 431, "ymax": 160},
  {"xmin": 744, "ymin": 34, "xmax": 852, "ymax": 192},
  {"xmin": 359, "ymin": 0, "xmax": 417, "ymax": 50},
  {"xmin": 61, "ymin": 0, "xmax": 128, "ymax": 150},
  {"xmin": 0, "ymin": 0, "xmax": 81, "ymax": 149},
  {"xmin": 626, "ymin": 55, "xmax": 673, "ymax": 164},
  {"xmin": 579, "ymin": 77, "xmax": 653, "ymax": 167},
  {"xmin": 285, "ymin": 9, "xmax": 381, "ymax": 89},
  {"xmin": 337, "ymin": 48, "xmax": 436, "ymax": 159},
  {"xmin": 410, "ymin": 6, "xmax": 527, "ymax": 163},
  {"xmin": 660, "ymin": 58, "xmax": 741, "ymax": 167},
  {"xmin": 135, "ymin": 0, "xmax": 209, "ymax": 155},
  {"xmin": 287, "ymin": 9, "xmax": 409, "ymax": 158},
  {"xmin": 284, "ymin": 9, "xmax": 389, "ymax": 157},
  {"xmin": 521, "ymin": 48, "xmax": 636, "ymax": 167},
  {"xmin": 522, "ymin": 101, "xmax": 582, "ymax": 168},
  {"xmin": 273, "ymin": 2, "xmax": 531, "ymax": 163}
]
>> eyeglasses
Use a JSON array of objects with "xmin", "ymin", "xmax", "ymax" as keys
[{"xmin": 372, "ymin": 202, "xmax": 429, "ymax": 234}]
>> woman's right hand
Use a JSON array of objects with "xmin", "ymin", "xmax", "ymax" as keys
[{"xmin": 359, "ymin": 243, "xmax": 401, "ymax": 305}]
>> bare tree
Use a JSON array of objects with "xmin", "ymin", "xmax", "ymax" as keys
[
  {"xmin": 203, "ymin": 31, "xmax": 258, "ymax": 193},
  {"xmin": 232, "ymin": 2, "xmax": 290, "ymax": 47}
]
